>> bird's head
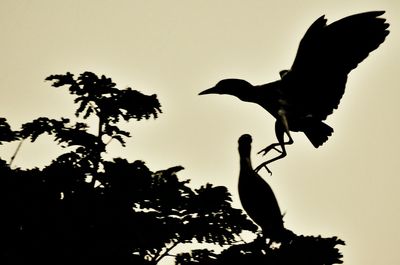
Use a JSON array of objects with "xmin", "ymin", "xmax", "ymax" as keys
[
  {"xmin": 199, "ymin": 79, "xmax": 253, "ymax": 101},
  {"xmin": 238, "ymin": 134, "xmax": 252, "ymax": 158}
]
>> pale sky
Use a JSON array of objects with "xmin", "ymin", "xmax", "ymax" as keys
[{"xmin": 0, "ymin": 1, "xmax": 399, "ymax": 265}]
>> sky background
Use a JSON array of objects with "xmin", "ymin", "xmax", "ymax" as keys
[{"xmin": 0, "ymin": 1, "xmax": 399, "ymax": 265}]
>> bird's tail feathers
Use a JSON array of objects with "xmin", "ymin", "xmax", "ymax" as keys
[{"xmin": 304, "ymin": 122, "xmax": 333, "ymax": 148}]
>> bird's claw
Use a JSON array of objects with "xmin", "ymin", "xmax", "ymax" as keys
[
  {"xmin": 255, "ymin": 163, "xmax": 272, "ymax": 175},
  {"xmin": 257, "ymin": 145, "xmax": 282, "ymax": 156}
]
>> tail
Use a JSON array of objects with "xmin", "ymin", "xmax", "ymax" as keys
[{"xmin": 304, "ymin": 121, "xmax": 333, "ymax": 148}]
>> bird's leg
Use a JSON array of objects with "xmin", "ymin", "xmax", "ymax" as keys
[
  {"xmin": 274, "ymin": 109, "xmax": 294, "ymax": 147},
  {"xmin": 258, "ymin": 110, "xmax": 293, "ymax": 156},
  {"xmin": 255, "ymin": 110, "xmax": 293, "ymax": 174},
  {"xmin": 255, "ymin": 123, "xmax": 286, "ymax": 174}
]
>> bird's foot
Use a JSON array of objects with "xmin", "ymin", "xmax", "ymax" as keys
[
  {"xmin": 254, "ymin": 162, "xmax": 272, "ymax": 175},
  {"xmin": 257, "ymin": 145, "xmax": 282, "ymax": 156}
]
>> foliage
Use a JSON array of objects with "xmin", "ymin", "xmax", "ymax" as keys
[
  {"xmin": 0, "ymin": 72, "xmax": 256, "ymax": 265},
  {"xmin": 45, "ymin": 71, "xmax": 161, "ymax": 145},
  {"xmin": 0, "ymin": 156, "xmax": 256, "ymax": 265},
  {"xmin": 0, "ymin": 71, "xmax": 345, "ymax": 265},
  {"xmin": 176, "ymin": 235, "xmax": 345, "ymax": 265},
  {"xmin": 13, "ymin": 72, "xmax": 163, "ymax": 182},
  {"xmin": 0, "ymin": 118, "xmax": 18, "ymax": 144}
]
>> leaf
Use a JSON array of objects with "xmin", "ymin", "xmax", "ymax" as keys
[
  {"xmin": 45, "ymin": 72, "xmax": 75, "ymax": 87},
  {"xmin": 0, "ymin": 117, "xmax": 19, "ymax": 144},
  {"xmin": 20, "ymin": 117, "xmax": 70, "ymax": 142}
]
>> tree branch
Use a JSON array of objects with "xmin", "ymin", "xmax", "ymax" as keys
[
  {"xmin": 154, "ymin": 239, "xmax": 181, "ymax": 264},
  {"xmin": 9, "ymin": 139, "xmax": 24, "ymax": 167}
]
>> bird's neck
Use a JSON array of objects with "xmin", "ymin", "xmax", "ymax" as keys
[
  {"xmin": 254, "ymin": 81, "xmax": 284, "ymax": 117},
  {"xmin": 238, "ymin": 81, "xmax": 281, "ymax": 105},
  {"xmin": 239, "ymin": 148, "xmax": 253, "ymax": 173},
  {"xmin": 236, "ymin": 86, "xmax": 260, "ymax": 103},
  {"xmin": 240, "ymin": 157, "xmax": 252, "ymax": 170}
]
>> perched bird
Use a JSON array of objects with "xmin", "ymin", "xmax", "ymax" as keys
[
  {"xmin": 200, "ymin": 11, "xmax": 390, "ymax": 174},
  {"xmin": 238, "ymin": 134, "xmax": 292, "ymax": 242}
]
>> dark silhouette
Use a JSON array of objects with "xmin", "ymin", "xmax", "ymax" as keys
[
  {"xmin": 176, "ymin": 234, "xmax": 345, "ymax": 265},
  {"xmin": 0, "ymin": 157, "xmax": 256, "ymax": 265},
  {"xmin": 238, "ymin": 134, "xmax": 293, "ymax": 242},
  {"xmin": 0, "ymin": 118, "xmax": 18, "ymax": 144},
  {"xmin": 199, "ymin": 11, "xmax": 390, "ymax": 174},
  {"xmin": 0, "ymin": 72, "xmax": 348, "ymax": 264},
  {"xmin": 0, "ymin": 117, "xmax": 20, "ymax": 165},
  {"xmin": 176, "ymin": 134, "xmax": 345, "ymax": 265},
  {"xmin": 0, "ymin": 72, "xmax": 258, "ymax": 265},
  {"xmin": 175, "ymin": 135, "xmax": 345, "ymax": 265}
]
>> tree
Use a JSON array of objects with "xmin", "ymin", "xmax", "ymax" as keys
[
  {"xmin": 0, "ymin": 72, "xmax": 256, "ymax": 265},
  {"xmin": 16, "ymin": 71, "xmax": 162, "ymax": 185},
  {"xmin": 176, "ymin": 235, "xmax": 345, "ymax": 265}
]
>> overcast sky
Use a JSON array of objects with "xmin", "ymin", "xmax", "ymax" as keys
[{"xmin": 0, "ymin": 1, "xmax": 399, "ymax": 265}]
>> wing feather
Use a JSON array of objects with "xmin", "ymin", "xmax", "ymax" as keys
[{"xmin": 283, "ymin": 11, "xmax": 389, "ymax": 120}]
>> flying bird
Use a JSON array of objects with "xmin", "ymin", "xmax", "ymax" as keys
[
  {"xmin": 237, "ymin": 134, "xmax": 293, "ymax": 242},
  {"xmin": 199, "ymin": 11, "xmax": 390, "ymax": 174}
]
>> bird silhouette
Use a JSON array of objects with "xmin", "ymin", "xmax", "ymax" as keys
[
  {"xmin": 200, "ymin": 11, "xmax": 390, "ymax": 174},
  {"xmin": 237, "ymin": 134, "xmax": 293, "ymax": 242}
]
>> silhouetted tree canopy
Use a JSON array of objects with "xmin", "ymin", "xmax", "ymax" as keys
[
  {"xmin": 0, "ymin": 157, "xmax": 256, "ymax": 264},
  {"xmin": 0, "ymin": 72, "xmax": 344, "ymax": 265},
  {"xmin": 0, "ymin": 118, "xmax": 18, "ymax": 144},
  {"xmin": 45, "ymin": 71, "xmax": 161, "ymax": 146},
  {"xmin": 176, "ymin": 235, "xmax": 345, "ymax": 265},
  {"xmin": 0, "ymin": 72, "xmax": 257, "ymax": 265}
]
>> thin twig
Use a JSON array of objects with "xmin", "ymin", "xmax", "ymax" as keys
[
  {"xmin": 154, "ymin": 240, "xmax": 180, "ymax": 263},
  {"xmin": 9, "ymin": 139, "xmax": 24, "ymax": 167}
]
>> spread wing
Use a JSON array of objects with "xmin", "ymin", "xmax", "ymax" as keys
[{"xmin": 282, "ymin": 11, "xmax": 389, "ymax": 120}]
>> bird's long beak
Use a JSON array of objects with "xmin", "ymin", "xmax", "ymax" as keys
[{"xmin": 198, "ymin": 87, "xmax": 217, "ymax": 95}]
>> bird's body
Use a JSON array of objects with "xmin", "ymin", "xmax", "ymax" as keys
[
  {"xmin": 200, "ymin": 11, "xmax": 390, "ymax": 174},
  {"xmin": 238, "ymin": 134, "xmax": 289, "ymax": 241}
]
